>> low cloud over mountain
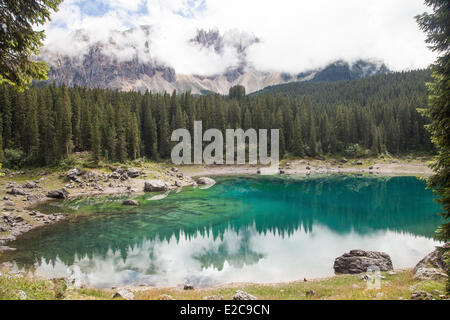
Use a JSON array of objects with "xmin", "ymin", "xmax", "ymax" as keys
[{"xmin": 39, "ymin": 26, "xmax": 389, "ymax": 94}]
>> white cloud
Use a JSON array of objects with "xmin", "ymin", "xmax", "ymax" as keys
[{"xmin": 42, "ymin": 0, "xmax": 436, "ymax": 74}]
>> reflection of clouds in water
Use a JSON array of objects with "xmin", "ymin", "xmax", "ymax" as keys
[{"xmin": 31, "ymin": 225, "xmax": 440, "ymax": 288}]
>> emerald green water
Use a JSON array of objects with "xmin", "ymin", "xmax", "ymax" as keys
[{"xmin": 1, "ymin": 175, "xmax": 442, "ymax": 288}]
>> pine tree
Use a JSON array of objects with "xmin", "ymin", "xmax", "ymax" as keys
[
  {"xmin": 23, "ymin": 89, "xmax": 39, "ymax": 160},
  {"xmin": 416, "ymin": 0, "xmax": 450, "ymax": 289},
  {"xmin": 55, "ymin": 86, "xmax": 72, "ymax": 158},
  {"xmin": 292, "ymin": 114, "xmax": 304, "ymax": 157},
  {"xmin": 0, "ymin": 86, "xmax": 12, "ymax": 148}
]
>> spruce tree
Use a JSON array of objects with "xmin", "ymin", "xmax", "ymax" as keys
[{"xmin": 416, "ymin": 0, "xmax": 450, "ymax": 290}]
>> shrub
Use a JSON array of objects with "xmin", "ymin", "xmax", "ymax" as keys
[{"xmin": 4, "ymin": 148, "xmax": 25, "ymax": 168}]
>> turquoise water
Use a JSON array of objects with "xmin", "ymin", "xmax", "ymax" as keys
[{"xmin": 1, "ymin": 175, "xmax": 443, "ymax": 288}]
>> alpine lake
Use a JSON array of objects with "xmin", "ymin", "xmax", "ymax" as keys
[{"xmin": 0, "ymin": 174, "xmax": 442, "ymax": 288}]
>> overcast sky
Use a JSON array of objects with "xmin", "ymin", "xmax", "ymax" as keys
[{"xmin": 42, "ymin": 0, "xmax": 436, "ymax": 75}]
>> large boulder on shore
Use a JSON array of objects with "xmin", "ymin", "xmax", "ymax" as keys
[
  {"xmin": 413, "ymin": 246, "xmax": 448, "ymax": 280},
  {"xmin": 66, "ymin": 168, "xmax": 83, "ymax": 181},
  {"xmin": 197, "ymin": 177, "xmax": 216, "ymax": 185},
  {"xmin": 47, "ymin": 188, "xmax": 69, "ymax": 199},
  {"xmin": 112, "ymin": 288, "xmax": 134, "ymax": 300},
  {"xmin": 232, "ymin": 290, "xmax": 257, "ymax": 300},
  {"xmin": 144, "ymin": 180, "xmax": 169, "ymax": 192},
  {"xmin": 333, "ymin": 249, "xmax": 393, "ymax": 274},
  {"xmin": 126, "ymin": 169, "xmax": 140, "ymax": 178}
]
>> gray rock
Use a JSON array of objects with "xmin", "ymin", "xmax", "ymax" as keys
[
  {"xmin": 17, "ymin": 290, "xmax": 27, "ymax": 300},
  {"xmin": 183, "ymin": 284, "xmax": 194, "ymax": 290},
  {"xmin": 4, "ymin": 201, "xmax": 14, "ymax": 207},
  {"xmin": 232, "ymin": 290, "xmax": 257, "ymax": 300},
  {"xmin": 127, "ymin": 169, "xmax": 140, "ymax": 178},
  {"xmin": 27, "ymin": 194, "xmax": 44, "ymax": 202},
  {"xmin": 144, "ymin": 180, "xmax": 169, "ymax": 192},
  {"xmin": 158, "ymin": 294, "xmax": 175, "ymax": 300},
  {"xmin": 171, "ymin": 167, "xmax": 179, "ymax": 173},
  {"xmin": 22, "ymin": 181, "xmax": 38, "ymax": 189},
  {"xmin": 66, "ymin": 168, "xmax": 83, "ymax": 181},
  {"xmin": 6, "ymin": 188, "xmax": 27, "ymax": 196},
  {"xmin": 109, "ymin": 172, "xmax": 121, "ymax": 179},
  {"xmin": 411, "ymin": 291, "xmax": 433, "ymax": 300},
  {"xmin": 47, "ymin": 188, "xmax": 69, "ymax": 199},
  {"xmin": 113, "ymin": 288, "xmax": 134, "ymax": 300},
  {"xmin": 413, "ymin": 246, "xmax": 448, "ymax": 280},
  {"xmin": 197, "ymin": 177, "xmax": 216, "ymax": 185},
  {"xmin": 203, "ymin": 295, "xmax": 224, "ymax": 300},
  {"xmin": 333, "ymin": 249, "xmax": 393, "ymax": 274},
  {"xmin": 175, "ymin": 180, "xmax": 183, "ymax": 187},
  {"xmin": 305, "ymin": 290, "xmax": 316, "ymax": 297},
  {"xmin": 122, "ymin": 200, "xmax": 139, "ymax": 206},
  {"xmin": 0, "ymin": 246, "xmax": 16, "ymax": 253}
]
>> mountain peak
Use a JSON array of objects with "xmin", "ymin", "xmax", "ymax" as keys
[{"xmin": 38, "ymin": 26, "xmax": 389, "ymax": 94}]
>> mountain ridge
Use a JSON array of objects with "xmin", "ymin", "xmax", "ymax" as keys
[{"xmin": 38, "ymin": 26, "xmax": 390, "ymax": 94}]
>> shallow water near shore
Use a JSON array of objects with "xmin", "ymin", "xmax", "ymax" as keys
[{"xmin": 1, "ymin": 175, "xmax": 443, "ymax": 288}]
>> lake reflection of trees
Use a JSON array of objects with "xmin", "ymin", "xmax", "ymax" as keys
[{"xmin": 2, "ymin": 175, "xmax": 441, "ymax": 270}]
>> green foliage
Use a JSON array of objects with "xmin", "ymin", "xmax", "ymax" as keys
[
  {"xmin": 344, "ymin": 144, "xmax": 370, "ymax": 158},
  {"xmin": 3, "ymin": 148, "xmax": 24, "ymax": 168},
  {"xmin": 416, "ymin": 0, "xmax": 450, "ymax": 292},
  {"xmin": 0, "ymin": 0, "xmax": 63, "ymax": 91}
]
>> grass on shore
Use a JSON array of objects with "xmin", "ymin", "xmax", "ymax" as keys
[{"xmin": 0, "ymin": 269, "xmax": 447, "ymax": 300}]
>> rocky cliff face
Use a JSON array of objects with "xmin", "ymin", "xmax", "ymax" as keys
[{"xmin": 39, "ymin": 27, "xmax": 389, "ymax": 94}]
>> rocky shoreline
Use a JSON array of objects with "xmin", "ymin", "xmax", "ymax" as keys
[{"xmin": 0, "ymin": 165, "xmax": 216, "ymax": 248}]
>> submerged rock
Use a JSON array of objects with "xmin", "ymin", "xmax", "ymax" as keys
[
  {"xmin": 122, "ymin": 200, "xmax": 139, "ymax": 206},
  {"xmin": 144, "ymin": 180, "xmax": 169, "ymax": 192},
  {"xmin": 47, "ymin": 188, "xmax": 69, "ymax": 199},
  {"xmin": 333, "ymin": 249, "xmax": 393, "ymax": 274},
  {"xmin": 232, "ymin": 290, "xmax": 257, "ymax": 300},
  {"xmin": 413, "ymin": 246, "xmax": 448, "ymax": 280},
  {"xmin": 197, "ymin": 177, "xmax": 216, "ymax": 185}
]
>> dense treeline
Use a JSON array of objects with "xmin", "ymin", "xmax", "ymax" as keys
[{"xmin": 0, "ymin": 69, "xmax": 433, "ymax": 167}]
